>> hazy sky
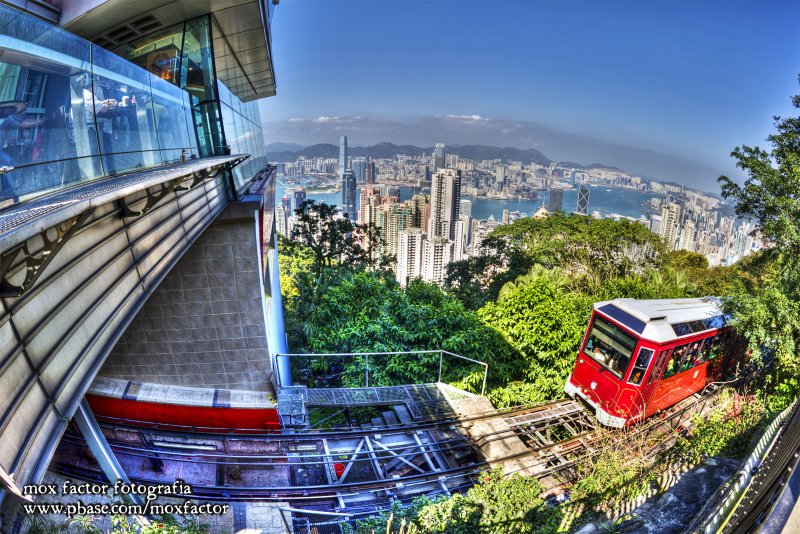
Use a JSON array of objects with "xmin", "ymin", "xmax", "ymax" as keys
[{"xmin": 259, "ymin": 0, "xmax": 800, "ymax": 192}]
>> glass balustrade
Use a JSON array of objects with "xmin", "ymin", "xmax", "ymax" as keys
[{"xmin": 0, "ymin": 4, "xmax": 200, "ymax": 206}]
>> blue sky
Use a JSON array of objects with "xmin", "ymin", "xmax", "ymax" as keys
[{"xmin": 259, "ymin": 0, "xmax": 800, "ymax": 192}]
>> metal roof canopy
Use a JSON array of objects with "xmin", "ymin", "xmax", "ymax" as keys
[{"xmin": 59, "ymin": 0, "xmax": 276, "ymax": 101}]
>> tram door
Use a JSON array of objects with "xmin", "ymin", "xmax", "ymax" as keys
[{"xmin": 640, "ymin": 348, "xmax": 672, "ymax": 417}]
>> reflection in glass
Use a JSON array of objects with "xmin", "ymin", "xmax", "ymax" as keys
[{"xmin": 0, "ymin": 6, "xmax": 101, "ymax": 199}]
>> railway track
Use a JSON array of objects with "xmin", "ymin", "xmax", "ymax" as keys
[{"xmin": 50, "ymin": 386, "xmax": 725, "ymax": 506}]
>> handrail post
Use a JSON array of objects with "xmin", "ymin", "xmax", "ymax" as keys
[
  {"xmin": 438, "ymin": 350, "xmax": 443, "ymax": 383},
  {"xmin": 365, "ymin": 353, "xmax": 369, "ymax": 387},
  {"xmin": 481, "ymin": 363, "xmax": 488, "ymax": 396}
]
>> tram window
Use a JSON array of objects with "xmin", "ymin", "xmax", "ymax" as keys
[
  {"xmin": 687, "ymin": 340, "xmax": 705, "ymax": 367},
  {"xmin": 647, "ymin": 349, "xmax": 671, "ymax": 385},
  {"xmin": 663, "ymin": 344, "xmax": 689, "ymax": 378},
  {"xmin": 688, "ymin": 321, "xmax": 707, "ymax": 333},
  {"xmin": 628, "ymin": 348, "xmax": 655, "ymax": 385},
  {"xmin": 583, "ymin": 316, "xmax": 638, "ymax": 379}
]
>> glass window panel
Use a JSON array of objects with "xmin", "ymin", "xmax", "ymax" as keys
[
  {"xmin": 0, "ymin": 6, "xmax": 103, "ymax": 201},
  {"xmin": 181, "ymin": 16, "xmax": 216, "ymax": 103},
  {"xmin": 91, "ymin": 45, "xmax": 161, "ymax": 175},
  {"xmin": 628, "ymin": 347, "xmax": 654, "ymax": 385},
  {"xmin": 583, "ymin": 316, "xmax": 638, "ymax": 379},
  {"xmin": 125, "ymin": 22, "xmax": 185, "ymax": 86},
  {"xmin": 150, "ymin": 73, "xmax": 191, "ymax": 164}
]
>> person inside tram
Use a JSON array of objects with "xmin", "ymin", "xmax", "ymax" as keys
[
  {"xmin": 593, "ymin": 346, "xmax": 607, "ymax": 364},
  {"xmin": 689, "ymin": 342, "xmax": 703, "ymax": 366}
]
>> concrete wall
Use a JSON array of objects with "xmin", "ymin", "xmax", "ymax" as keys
[{"xmin": 98, "ymin": 202, "xmax": 273, "ymax": 392}]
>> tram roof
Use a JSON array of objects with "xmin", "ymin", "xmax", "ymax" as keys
[{"xmin": 594, "ymin": 297, "xmax": 725, "ymax": 343}]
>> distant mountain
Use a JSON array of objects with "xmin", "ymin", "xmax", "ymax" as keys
[
  {"xmin": 447, "ymin": 145, "xmax": 550, "ymax": 165},
  {"xmin": 585, "ymin": 163, "xmax": 626, "ymax": 172},
  {"xmin": 266, "ymin": 142, "xmax": 304, "ymax": 152},
  {"xmin": 266, "ymin": 142, "xmax": 551, "ymax": 164}
]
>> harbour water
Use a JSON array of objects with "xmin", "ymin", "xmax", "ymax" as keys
[{"xmin": 276, "ymin": 182, "xmax": 661, "ymax": 221}]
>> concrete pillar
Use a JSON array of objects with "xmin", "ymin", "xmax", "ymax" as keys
[{"xmin": 268, "ymin": 236, "xmax": 291, "ymax": 386}]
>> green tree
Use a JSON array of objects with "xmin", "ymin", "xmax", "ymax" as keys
[
  {"xmin": 479, "ymin": 267, "xmax": 591, "ymax": 404},
  {"xmin": 353, "ymin": 469, "xmax": 561, "ymax": 534},
  {"xmin": 291, "ymin": 200, "xmax": 390, "ymax": 279},
  {"xmin": 718, "ymin": 78, "xmax": 800, "ymax": 409}
]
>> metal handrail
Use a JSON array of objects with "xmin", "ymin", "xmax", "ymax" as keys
[{"xmin": 274, "ymin": 350, "xmax": 489, "ymax": 396}]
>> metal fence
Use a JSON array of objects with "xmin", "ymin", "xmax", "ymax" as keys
[{"xmin": 274, "ymin": 350, "xmax": 489, "ymax": 396}]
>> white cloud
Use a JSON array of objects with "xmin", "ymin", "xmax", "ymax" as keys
[
  {"xmin": 438, "ymin": 114, "xmax": 489, "ymax": 122},
  {"xmin": 288, "ymin": 118, "xmax": 304, "ymax": 122}
]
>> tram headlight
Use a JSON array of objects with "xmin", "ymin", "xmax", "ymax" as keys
[{"xmin": 590, "ymin": 381, "xmax": 597, "ymax": 390}]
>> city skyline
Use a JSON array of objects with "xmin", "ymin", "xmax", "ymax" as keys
[{"xmin": 260, "ymin": 0, "xmax": 799, "ymax": 193}]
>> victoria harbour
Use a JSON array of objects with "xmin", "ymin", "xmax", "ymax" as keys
[{"xmin": 277, "ymin": 181, "xmax": 662, "ymax": 221}]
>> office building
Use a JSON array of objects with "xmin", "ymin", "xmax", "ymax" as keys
[
  {"xmin": 339, "ymin": 135, "xmax": 348, "ymax": 181},
  {"xmin": 548, "ymin": 188, "xmax": 564, "ymax": 213},
  {"xmin": 293, "ymin": 187, "xmax": 307, "ymax": 214},
  {"xmin": 342, "ymin": 169, "xmax": 357, "ymax": 220},
  {"xmin": 365, "ymin": 158, "xmax": 376, "ymax": 183},
  {"xmin": 433, "ymin": 143, "xmax": 446, "ymax": 170},
  {"xmin": 410, "ymin": 194, "xmax": 430, "ymax": 231},
  {"xmin": 428, "ymin": 168, "xmax": 461, "ymax": 240},
  {"xmin": 379, "ymin": 202, "xmax": 414, "ymax": 259}
]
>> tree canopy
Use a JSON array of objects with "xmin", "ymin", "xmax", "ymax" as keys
[{"xmin": 718, "ymin": 78, "xmax": 800, "ymax": 409}]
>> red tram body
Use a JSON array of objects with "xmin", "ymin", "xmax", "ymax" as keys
[{"xmin": 564, "ymin": 297, "xmax": 742, "ymax": 427}]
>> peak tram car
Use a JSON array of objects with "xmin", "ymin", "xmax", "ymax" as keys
[{"xmin": 564, "ymin": 297, "xmax": 744, "ymax": 428}]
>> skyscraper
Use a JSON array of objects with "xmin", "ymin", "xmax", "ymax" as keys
[
  {"xmin": 358, "ymin": 185, "xmax": 382, "ymax": 225},
  {"xmin": 379, "ymin": 202, "xmax": 414, "ymax": 259},
  {"xmin": 365, "ymin": 158, "xmax": 376, "ymax": 184},
  {"xmin": 678, "ymin": 220, "xmax": 696, "ymax": 252},
  {"xmin": 649, "ymin": 214, "xmax": 663, "ymax": 236},
  {"xmin": 422, "ymin": 237, "xmax": 454, "ymax": 285},
  {"xmin": 276, "ymin": 202, "xmax": 290, "ymax": 237},
  {"xmin": 428, "ymin": 168, "xmax": 462, "ymax": 240},
  {"xmin": 351, "ymin": 158, "xmax": 367, "ymax": 182},
  {"xmin": 576, "ymin": 184, "xmax": 590, "ymax": 216},
  {"xmin": 548, "ymin": 188, "xmax": 564, "ymax": 213},
  {"xmin": 660, "ymin": 202, "xmax": 681, "ymax": 249},
  {"xmin": 459, "ymin": 199, "xmax": 473, "ymax": 220},
  {"xmin": 433, "ymin": 143, "xmax": 446, "ymax": 170},
  {"xmin": 338, "ymin": 135, "xmax": 347, "ymax": 181},
  {"xmin": 293, "ymin": 187, "xmax": 307, "ymax": 214},
  {"xmin": 396, "ymin": 229, "xmax": 425, "ymax": 287},
  {"xmin": 342, "ymin": 169, "xmax": 357, "ymax": 220}
]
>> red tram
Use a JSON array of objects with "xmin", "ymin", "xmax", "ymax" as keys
[{"xmin": 564, "ymin": 297, "xmax": 743, "ymax": 427}]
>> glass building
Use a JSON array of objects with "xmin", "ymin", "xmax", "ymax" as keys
[{"xmin": 0, "ymin": 0, "xmax": 274, "ymax": 206}]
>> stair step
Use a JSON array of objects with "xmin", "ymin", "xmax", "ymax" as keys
[
  {"xmin": 381, "ymin": 411, "xmax": 399, "ymax": 426},
  {"xmin": 371, "ymin": 417, "xmax": 384, "ymax": 428},
  {"xmin": 393, "ymin": 405, "xmax": 413, "ymax": 424}
]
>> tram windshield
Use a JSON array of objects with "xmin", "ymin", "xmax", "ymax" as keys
[{"xmin": 583, "ymin": 315, "xmax": 638, "ymax": 379}]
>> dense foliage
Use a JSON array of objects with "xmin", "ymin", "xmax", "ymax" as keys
[
  {"xmin": 280, "ymin": 201, "xmax": 730, "ymax": 406},
  {"xmin": 717, "ymin": 78, "xmax": 800, "ymax": 410},
  {"xmin": 350, "ymin": 470, "xmax": 561, "ymax": 534},
  {"xmin": 677, "ymin": 389, "xmax": 767, "ymax": 464}
]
